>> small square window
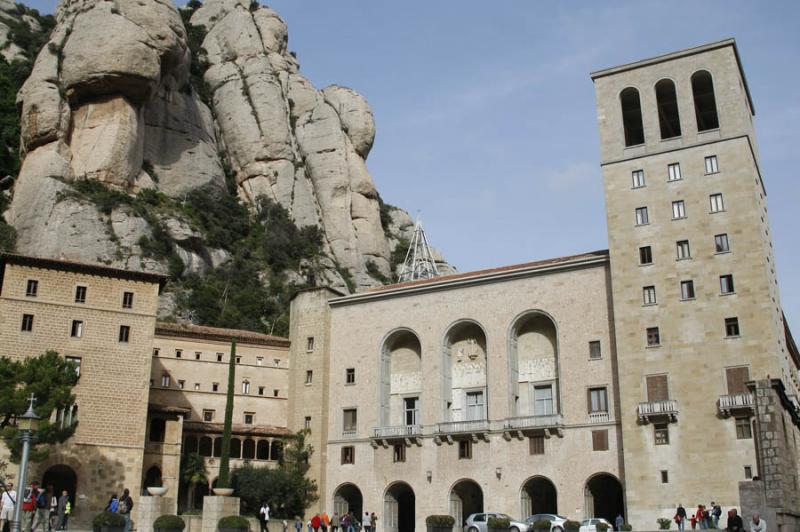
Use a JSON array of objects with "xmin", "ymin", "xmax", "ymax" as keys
[
  {"xmin": 307, "ymin": 337, "xmax": 315, "ymax": 352},
  {"xmin": 26, "ymin": 279, "xmax": 38, "ymax": 297},
  {"xmin": 195, "ymin": 351, "xmax": 201, "ymax": 360},
  {"xmin": 667, "ymin": 163, "xmax": 681, "ymax": 181},
  {"xmin": 589, "ymin": 341, "xmax": 602, "ymax": 360},
  {"xmin": 153, "ymin": 348, "xmax": 160, "ymax": 357},
  {"xmin": 212, "ymin": 382, "xmax": 219, "ymax": 392},
  {"xmin": 118, "ymin": 325, "xmax": 130, "ymax": 343},
  {"xmin": 175, "ymin": 349, "xmax": 182, "ymax": 358},
  {"xmin": 720, "ymin": 274, "xmax": 735, "ymax": 295},
  {"xmin": 244, "ymin": 413, "xmax": 255, "ymax": 425},
  {"xmin": 632, "ymin": 169, "xmax": 645, "ymax": 188},
  {"xmin": 216, "ymin": 353, "xmax": 223, "ymax": 362},
  {"xmin": 194, "ymin": 383, "xmax": 200, "ymax": 391},
  {"xmin": 643, "ymin": 286, "xmax": 657, "ymax": 305},
  {"xmin": 21, "ymin": 314, "xmax": 34, "ymax": 332},
  {"xmin": 715, "ymin": 233, "xmax": 730, "ymax": 253},
  {"xmin": 680, "ymin": 280, "xmax": 695, "ymax": 300},
  {"xmin": 705, "ymin": 155, "xmax": 719, "ymax": 174},
  {"xmin": 236, "ymin": 356, "xmax": 242, "ymax": 364},
  {"xmin": 735, "ymin": 417, "xmax": 752, "ymax": 439},
  {"xmin": 726, "ymin": 317, "xmax": 740, "ymax": 338},
  {"xmin": 341, "ymin": 446, "xmax": 355, "ymax": 465},
  {"xmin": 122, "ymin": 291, "xmax": 134, "ymax": 309},
  {"xmin": 635, "ymin": 207, "xmax": 649, "ymax": 226},
  {"xmin": 529, "ymin": 435, "xmax": 545, "ymax": 455},
  {"xmin": 654, "ymin": 423, "xmax": 669, "ymax": 445},
  {"xmin": 710, "ymin": 193, "xmax": 725, "ymax": 213},
  {"xmin": 676, "ymin": 240, "xmax": 691, "ymax": 260},
  {"xmin": 273, "ymin": 389, "xmax": 279, "ymax": 397},
  {"xmin": 70, "ymin": 320, "xmax": 83, "ymax": 338},
  {"xmin": 258, "ymin": 386, "xmax": 265, "ymax": 396},
  {"xmin": 65, "ymin": 356, "xmax": 81, "ymax": 377},
  {"xmin": 639, "ymin": 246, "xmax": 653, "ymax": 265},
  {"xmin": 661, "ymin": 470, "xmax": 669, "ymax": 483},
  {"xmin": 393, "ymin": 444, "xmax": 406, "ymax": 463},
  {"xmin": 345, "ymin": 368, "xmax": 355, "ymax": 384},
  {"xmin": 305, "ymin": 370, "xmax": 313, "ymax": 384},
  {"xmin": 592, "ymin": 430, "xmax": 609, "ymax": 451},
  {"xmin": 304, "ymin": 416, "xmax": 311, "ymax": 429},
  {"xmin": 203, "ymin": 409, "xmax": 214, "ymax": 422},
  {"xmin": 75, "ymin": 286, "xmax": 87, "ymax": 304},
  {"xmin": 458, "ymin": 440, "xmax": 472, "ymax": 459},
  {"xmin": 343, "ymin": 408, "xmax": 357, "ymax": 436},
  {"xmin": 672, "ymin": 200, "xmax": 686, "ymax": 219},
  {"xmin": 257, "ymin": 356, "xmax": 263, "ymax": 366},
  {"xmin": 161, "ymin": 374, "xmax": 170, "ymax": 387},
  {"xmin": 744, "ymin": 465, "xmax": 753, "ymax": 479},
  {"xmin": 178, "ymin": 380, "xmax": 185, "ymax": 390},
  {"xmin": 647, "ymin": 327, "xmax": 661, "ymax": 347}
]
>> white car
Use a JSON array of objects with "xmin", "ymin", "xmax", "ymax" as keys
[
  {"xmin": 525, "ymin": 514, "xmax": 568, "ymax": 532},
  {"xmin": 578, "ymin": 518, "xmax": 613, "ymax": 532},
  {"xmin": 463, "ymin": 513, "xmax": 530, "ymax": 532}
]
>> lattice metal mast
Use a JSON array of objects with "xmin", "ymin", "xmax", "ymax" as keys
[{"xmin": 397, "ymin": 218, "xmax": 440, "ymax": 282}]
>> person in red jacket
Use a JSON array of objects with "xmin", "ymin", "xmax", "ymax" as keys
[
  {"xmin": 695, "ymin": 505, "xmax": 707, "ymax": 530},
  {"xmin": 311, "ymin": 515, "xmax": 321, "ymax": 532}
]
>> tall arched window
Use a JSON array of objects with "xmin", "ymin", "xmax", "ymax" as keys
[
  {"xmin": 620, "ymin": 87, "xmax": 645, "ymax": 146},
  {"xmin": 655, "ymin": 79, "xmax": 681, "ymax": 139},
  {"xmin": 692, "ymin": 71, "xmax": 719, "ymax": 131}
]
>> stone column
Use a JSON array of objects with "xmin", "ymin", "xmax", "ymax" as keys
[
  {"xmin": 137, "ymin": 495, "xmax": 176, "ymax": 532},
  {"xmin": 202, "ymin": 496, "xmax": 240, "ymax": 532}
]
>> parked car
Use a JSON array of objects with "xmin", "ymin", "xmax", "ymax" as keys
[
  {"xmin": 525, "ymin": 514, "xmax": 568, "ymax": 532},
  {"xmin": 578, "ymin": 518, "xmax": 613, "ymax": 532},
  {"xmin": 463, "ymin": 513, "xmax": 530, "ymax": 532}
]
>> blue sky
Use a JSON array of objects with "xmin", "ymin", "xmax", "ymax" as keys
[{"xmin": 26, "ymin": 1, "xmax": 800, "ymax": 329}]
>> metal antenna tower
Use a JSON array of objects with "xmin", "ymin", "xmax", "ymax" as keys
[{"xmin": 397, "ymin": 217, "xmax": 440, "ymax": 282}]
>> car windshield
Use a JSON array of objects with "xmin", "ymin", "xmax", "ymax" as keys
[{"xmin": 580, "ymin": 520, "xmax": 590, "ymax": 526}]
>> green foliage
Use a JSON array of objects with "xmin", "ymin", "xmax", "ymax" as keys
[
  {"xmin": 67, "ymin": 179, "xmax": 133, "ymax": 214},
  {"xmin": 390, "ymin": 239, "xmax": 410, "ymax": 279},
  {"xmin": 179, "ymin": 3, "xmax": 210, "ymax": 103},
  {"xmin": 621, "ymin": 525, "xmax": 632, "ymax": 531},
  {"xmin": 93, "ymin": 512, "xmax": 127, "ymax": 528},
  {"xmin": 179, "ymin": 452, "xmax": 207, "ymax": 510},
  {"xmin": 248, "ymin": 0, "xmax": 259, "ymax": 12},
  {"xmin": 218, "ymin": 516, "xmax": 249, "ymax": 530},
  {"xmin": 279, "ymin": 429, "xmax": 313, "ymax": 476},
  {"xmin": 564, "ymin": 522, "xmax": 580, "ymax": 532},
  {"xmin": 532, "ymin": 520, "xmax": 552, "ymax": 530},
  {"xmin": 216, "ymin": 341, "xmax": 236, "ymax": 489},
  {"xmin": 153, "ymin": 515, "xmax": 186, "ymax": 531},
  {"xmin": 0, "ymin": 351, "xmax": 79, "ymax": 462},
  {"xmin": 365, "ymin": 260, "xmax": 389, "ymax": 284},
  {"xmin": 425, "ymin": 516, "xmax": 455, "ymax": 527},
  {"xmin": 596, "ymin": 524, "xmax": 608, "ymax": 532},
  {"xmin": 487, "ymin": 517, "xmax": 510, "ymax": 530},
  {"xmin": 657, "ymin": 518, "xmax": 672, "ymax": 530}
]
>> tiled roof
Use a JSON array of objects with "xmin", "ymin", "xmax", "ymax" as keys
[
  {"xmin": 183, "ymin": 421, "xmax": 293, "ymax": 437},
  {"xmin": 0, "ymin": 252, "xmax": 167, "ymax": 285},
  {"xmin": 155, "ymin": 322, "xmax": 290, "ymax": 348}
]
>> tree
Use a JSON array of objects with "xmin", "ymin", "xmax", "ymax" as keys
[
  {"xmin": 0, "ymin": 351, "xmax": 80, "ymax": 462},
  {"xmin": 180, "ymin": 452, "xmax": 208, "ymax": 510},
  {"xmin": 217, "ymin": 341, "xmax": 236, "ymax": 489}
]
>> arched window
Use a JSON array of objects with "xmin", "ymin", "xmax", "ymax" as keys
[
  {"xmin": 655, "ymin": 79, "xmax": 681, "ymax": 139},
  {"xmin": 184, "ymin": 435, "xmax": 198, "ymax": 454},
  {"xmin": 256, "ymin": 440, "xmax": 269, "ymax": 460},
  {"xmin": 692, "ymin": 71, "xmax": 719, "ymax": 131},
  {"xmin": 620, "ymin": 87, "xmax": 645, "ymax": 146},
  {"xmin": 230, "ymin": 438, "xmax": 242, "ymax": 458},
  {"xmin": 213, "ymin": 437, "xmax": 222, "ymax": 458},
  {"xmin": 270, "ymin": 441, "xmax": 283, "ymax": 461},
  {"xmin": 242, "ymin": 439, "xmax": 255, "ymax": 460},
  {"xmin": 198, "ymin": 436, "xmax": 213, "ymax": 457}
]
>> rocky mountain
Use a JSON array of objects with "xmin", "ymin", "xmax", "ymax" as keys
[{"xmin": 1, "ymin": 0, "xmax": 451, "ymax": 333}]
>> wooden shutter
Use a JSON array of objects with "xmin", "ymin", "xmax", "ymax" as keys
[
  {"xmin": 592, "ymin": 430, "xmax": 608, "ymax": 451},
  {"xmin": 726, "ymin": 367, "xmax": 751, "ymax": 395},
  {"xmin": 646, "ymin": 375, "xmax": 669, "ymax": 402}
]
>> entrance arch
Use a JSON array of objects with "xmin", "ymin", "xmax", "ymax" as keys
[
  {"xmin": 333, "ymin": 483, "xmax": 363, "ymax": 520},
  {"xmin": 144, "ymin": 466, "xmax": 162, "ymax": 488},
  {"xmin": 450, "ymin": 479, "xmax": 483, "ymax": 528},
  {"xmin": 42, "ymin": 465, "xmax": 77, "ymax": 505},
  {"xmin": 520, "ymin": 476, "xmax": 557, "ymax": 517},
  {"xmin": 584, "ymin": 473, "xmax": 623, "ymax": 522},
  {"xmin": 384, "ymin": 482, "xmax": 415, "ymax": 532}
]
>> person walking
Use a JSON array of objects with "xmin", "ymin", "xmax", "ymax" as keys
[
  {"xmin": 749, "ymin": 514, "xmax": 765, "ymax": 532},
  {"xmin": 0, "ymin": 482, "xmax": 16, "ymax": 532},
  {"xmin": 32, "ymin": 487, "xmax": 49, "ymax": 532},
  {"xmin": 331, "ymin": 513, "xmax": 340, "ymax": 532},
  {"xmin": 726, "ymin": 509, "xmax": 743, "ymax": 532},
  {"xmin": 119, "ymin": 489, "xmax": 133, "ymax": 532},
  {"xmin": 105, "ymin": 494, "xmax": 119, "ymax": 513},
  {"xmin": 676, "ymin": 504, "xmax": 687, "ymax": 532},
  {"xmin": 294, "ymin": 517, "xmax": 303, "ymax": 532},
  {"xmin": 311, "ymin": 514, "xmax": 321, "ymax": 532},
  {"xmin": 259, "ymin": 502, "xmax": 270, "ymax": 532},
  {"xmin": 363, "ymin": 512, "xmax": 371, "ymax": 532},
  {"xmin": 48, "ymin": 486, "xmax": 57, "ymax": 532},
  {"xmin": 695, "ymin": 505, "xmax": 708, "ymax": 530},
  {"xmin": 370, "ymin": 513, "xmax": 377, "ymax": 532},
  {"xmin": 321, "ymin": 511, "xmax": 329, "ymax": 532},
  {"xmin": 23, "ymin": 482, "xmax": 39, "ymax": 532},
  {"xmin": 56, "ymin": 491, "xmax": 69, "ymax": 532},
  {"xmin": 615, "ymin": 514, "xmax": 624, "ymax": 531},
  {"xmin": 711, "ymin": 503, "xmax": 722, "ymax": 530}
]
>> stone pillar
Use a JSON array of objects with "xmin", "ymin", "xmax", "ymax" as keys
[
  {"xmin": 137, "ymin": 495, "xmax": 176, "ymax": 532},
  {"xmin": 202, "ymin": 496, "xmax": 240, "ymax": 532}
]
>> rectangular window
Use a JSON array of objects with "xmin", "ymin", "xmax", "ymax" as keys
[
  {"xmin": 529, "ymin": 435, "xmax": 545, "ymax": 455},
  {"xmin": 672, "ymin": 200, "xmax": 686, "ymax": 219},
  {"xmin": 307, "ymin": 337, "xmax": 315, "ymax": 352},
  {"xmin": 203, "ymin": 409, "xmax": 214, "ymax": 422},
  {"xmin": 256, "ymin": 356, "xmax": 263, "ymax": 366},
  {"xmin": 305, "ymin": 370, "xmax": 313, "ymax": 384},
  {"xmin": 725, "ymin": 317, "xmax": 740, "ymax": 337},
  {"xmin": 212, "ymin": 382, "xmax": 219, "ymax": 392},
  {"xmin": 258, "ymin": 386, "xmax": 265, "ymax": 396},
  {"xmin": 458, "ymin": 440, "xmax": 472, "ymax": 459},
  {"xmin": 680, "ymin": 280, "xmax": 695, "ymax": 300},
  {"xmin": 236, "ymin": 356, "xmax": 241, "ymax": 364},
  {"xmin": 304, "ymin": 416, "xmax": 311, "ymax": 429},
  {"xmin": 632, "ymin": 169, "xmax": 645, "ymax": 188},
  {"xmin": 175, "ymin": 349, "xmax": 182, "ymax": 358},
  {"xmin": 592, "ymin": 429, "xmax": 609, "ymax": 451},
  {"xmin": 744, "ymin": 466, "xmax": 753, "ymax": 479},
  {"xmin": 341, "ymin": 446, "xmax": 355, "ymax": 465},
  {"xmin": 65, "ymin": 356, "xmax": 82, "ymax": 377},
  {"xmin": 393, "ymin": 443, "xmax": 406, "ymax": 463},
  {"xmin": 70, "ymin": 320, "xmax": 83, "ymax": 338},
  {"xmin": 736, "ymin": 417, "xmax": 752, "ymax": 440},
  {"xmin": 343, "ymin": 409, "xmax": 357, "ymax": 435},
  {"xmin": 122, "ymin": 291, "xmax": 134, "ymax": 309},
  {"xmin": 720, "ymin": 274, "xmax": 735, "ymax": 294},
  {"xmin": 635, "ymin": 207, "xmax": 649, "ymax": 226},
  {"xmin": 195, "ymin": 351, "xmax": 201, "ymax": 360},
  {"xmin": 244, "ymin": 412, "xmax": 255, "ymax": 425},
  {"xmin": 404, "ymin": 397, "xmax": 420, "ymax": 426},
  {"xmin": 26, "ymin": 279, "xmax": 38, "ymax": 297},
  {"xmin": 646, "ymin": 327, "xmax": 661, "ymax": 347},
  {"xmin": 194, "ymin": 383, "xmax": 200, "ymax": 391},
  {"xmin": 667, "ymin": 163, "xmax": 682, "ymax": 181},
  {"xmin": 21, "ymin": 314, "xmax": 34, "ymax": 332},
  {"xmin": 726, "ymin": 366, "xmax": 750, "ymax": 395},
  {"xmin": 676, "ymin": 240, "xmax": 691, "ymax": 260},
  {"xmin": 710, "ymin": 193, "xmax": 725, "ymax": 213},
  {"xmin": 588, "ymin": 387, "xmax": 608, "ymax": 413},
  {"xmin": 345, "ymin": 368, "xmax": 355, "ymax": 384},
  {"xmin": 161, "ymin": 374, "xmax": 170, "ymax": 387},
  {"xmin": 534, "ymin": 385, "xmax": 554, "ymax": 416},
  {"xmin": 646, "ymin": 375, "xmax": 669, "ymax": 402},
  {"xmin": 643, "ymin": 285, "xmax": 657, "ymax": 305},
  {"xmin": 715, "ymin": 233, "xmax": 730, "ymax": 253},
  {"xmin": 273, "ymin": 389, "xmax": 279, "ymax": 397},
  {"xmin": 242, "ymin": 381, "xmax": 250, "ymax": 394},
  {"xmin": 178, "ymin": 380, "xmax": 185, "ymax": 390},
  {"xmin": 661, "ymin": 470, "xmax": 669, "ymax": 484},
  {"xmin": 705, "ymin": 155, "xmax": 719, "ymax": 174},
  {"xmin": 465, "ymin": 390, "xmax": 486, "ymax": 421},
  {"xmin": 118, "ymin": 325, "xmax": 130, "ymax": 343},
  {"xmin": 74, "ymin": 286, "xmax": 87, "ymax": 304},
  {"xmin": 639, "ymin": 246, "xmax": 653, "ymax": 265},
  {"xmin": 589, "ymin": 341, "xmax": 602, "ymax": 360},
  {"xmin": 216, "ymin": 353, "xmax": 223, "ymax": 362},
  {"xmin": 153, "ymin": 348, "xmax": 159, "ymax": 357}
]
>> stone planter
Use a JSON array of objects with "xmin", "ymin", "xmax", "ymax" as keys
[
  {"xmin": 147, "ymin": 486, "xmax": 169, "ymax": 496},
  {"xmin": 213, "ymin": 488, "xmax": 234, "ymax": 496}
]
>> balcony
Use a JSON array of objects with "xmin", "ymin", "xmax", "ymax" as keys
[
  {"xmin": 434, "ymin": 419, "xmax": 490, "ymax": 444},
  {"xmin": 588, "ymin": 411, "xmax": 611, "ymax": 424},
  {"xmin": 718, "ymin": 393, "xmax": 754, "ymax": 417},
  {"xmin": 503, "ymin": 414, "xmax": 564, "ymax": 439},
  {"xmin": 637, "ymin": 399, "xmax": 678, "ymax": 423},
  {"xmin": 371, "ymin": 425, "xmax": 422, "ymax": 447}
]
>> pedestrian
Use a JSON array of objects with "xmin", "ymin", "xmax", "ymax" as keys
[
  {"xmin": 363, "ymin": 512, "xmax": 371, "ymax": 532},
  {"xmin": 0, "ymin": 482, "xmax": 16, "ymax": 532},
  {"xmin": 23, "ymin": 481, "xmax": 39, "ymax": 532},
  {"xmin": 711, "ymin": 503, "xmax": 722, "ymax": 529},
  {"xmin": 57, "ymin": 491, "xmax": 70, "ymax": 532},
  {"xmin": 321, "ymin": 511, "xmax": 329, "ymax": 532},
  {"xmin": 748, "ymin": 514, "xmax": 765, "ymax": 532},
  {"xmin": 332, "ymin": 513, "xmax": 340, "ymax": 532},
  {"xmin": 105, "ymin": 493, "xmax": 119, "ymax": 513},
  {"xmin": 48, "ymin": 486, "xmax": 57, "ymax": 532},
  {"xmin": 690, "ymin": 515, "xmax": 697, "ymax": 530},
  {"xmin": 726, "ymin": 509, "xmax": 743, "ymax": 532},
  {"xmin": 282, "ymin": 520, "xmax": 288, "ymax": 532},
  {"xmin": 676, "ymin": 504, "xmax": 687, "ymax": 532},
  {"xmin": 615, "ymin": 514, "xmax": 624, "ymax": 531},
  {"xmin": 32, "ymin": 487, "xmax": 49, "ymax": 532},
  {"xmin": 696, "ymin": 505, "xmax": 707, "ymax": 530},
  {"xmin": 259, "ymin": 502, "xmax": 270, "ymax": 532},
  {"xmin": 306, "ymin": 518, "xmax": 312, "ymax": 532},
  {"xmin": 311, "ymin": 514, "xmax": 321, "ymax": 532},
  {"xmin": 119, "ymin": 489, "xmax": 133, "ymax": 532},
  {"xmin": 294, "ymin": 517, "xmax": 303, "ymax": 532},
  {"xmin": 370, "ymin": 513, "xmax": 377, "ymax": 532}
]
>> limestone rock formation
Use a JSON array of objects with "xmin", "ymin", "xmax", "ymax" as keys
[{"xmin": 0, "ymin": 0, "xmax": 40, "ymax": 63}]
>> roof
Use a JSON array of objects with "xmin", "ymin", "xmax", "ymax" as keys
[
  {"xmin": 148, "ymin": 403, "xmax": 191, "ymax": 415},
  {"xmin": 183, "ymin": 421, "xmax": 293, "ymax": 438},
  {"xmin": 0, "ymin": 252, "xmax": 167, "ymax": 286},
  {"xmin": 784, "ymin": 312, "xmax": 800, "ymax": 370},
  {"xmin": 330, "ymin": 250, "xmax": 609, "ymax": 306},
  {"xmin": 590, "ymin": 38, "xmax": 755, "ymax": 115},
  {"xmin": 289, "ymin": 285, "xmax": 347, "ymax": 302},
  {"xmin": 155, "ymin": 321, "xmax": 290, "ymax": 348}
]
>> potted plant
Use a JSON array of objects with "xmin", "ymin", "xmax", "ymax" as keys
[
  {"xmin": 93, "ymin": 512, "xmax": 127, "ymax": 532},
  {"xmin": 426, "ymin": 515, "xmax": 455, "ymax": 532},
  {"xmin": 621, "ymin": 525, "xmax": 632, "ymax": 531},
  {"xmin": 215, "ymin": 341, "xmax": 237, "ymax": 496},
  {"xmin": 564, "ymin": 521, "xmax": 580, "ymax": 532},
  {"xmin": 218, "ymin": 515, "xmax": 250, "ymax": 532},
  {"xmin": 657, "ymin": 518, "xmax": 672, "ymax": 530},
  {"xmin": 487, "ymin": 516, "xmax": 510, "ymax": 532},
  {"xmin": 154, "ymin": 515, "xmax": 186, "ymax": 532},
  {"xmin": 532, "ymin": 520, "xmax": 551, "ymax": 531},
  {"xmin": 596, "ymin": 524, "xmax": 609, "ymax": 532}
]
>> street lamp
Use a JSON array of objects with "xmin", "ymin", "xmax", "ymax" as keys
[{"xmin": 11, "ymin": 395, "xmax": 39, "ymax": 532}]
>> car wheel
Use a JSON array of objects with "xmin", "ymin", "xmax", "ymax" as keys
[
  {"xmin": 469, "ymin": 527, "xmax": 479, "ymax": 532},
  {"xmin": 511, "ymin": 527, "xmax": 519, "ymax": 532},
  {"xmin": 553, "ymin": 528, "xmax": 564, "ymax": 532}
]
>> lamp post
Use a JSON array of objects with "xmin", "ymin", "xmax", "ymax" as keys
[{"xmin": 11, "ymin": 395, "xmax": 39, "ymax": 532}]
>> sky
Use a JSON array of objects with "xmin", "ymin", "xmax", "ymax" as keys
[{"xmin": 24, "ymin": 1, "xmax": 800, "ymax": 329}]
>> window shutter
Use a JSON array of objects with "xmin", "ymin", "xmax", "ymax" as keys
[
  {"xmin": 726, "ymin": 367, "xmax": 751, "ymax": 395},
  {"xmin": 592, "ymin": 430, "xmax": 608, "ymax": 451},
  {"xmin": 646, "ymin": 375, "xmax": 669, "ymax": 402}
]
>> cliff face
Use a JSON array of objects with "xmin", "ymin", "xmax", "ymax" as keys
[{"xmin": 6, "ymin": 0, "xmax": 434, "ymax": 302}]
